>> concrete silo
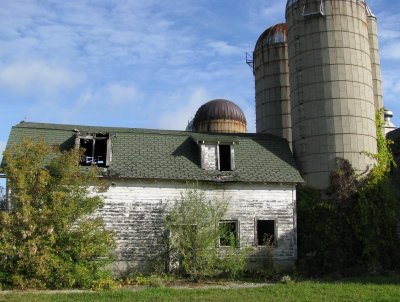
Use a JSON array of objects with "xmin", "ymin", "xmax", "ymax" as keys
[
  {"xmin": 366, "ymin": 5, "xmax": 383, "ymax": 111},
  {"xmin": 285, "ymin": 0, "xmax": 377, "ymax": 190},
  {"xmin": 254, "ymin": 23, "xmax": 292, "ymax": 146}
]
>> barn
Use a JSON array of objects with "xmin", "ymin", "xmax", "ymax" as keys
[{"xmin": 3, "ymin": 99, "xmax": 302, "ymax": 273}]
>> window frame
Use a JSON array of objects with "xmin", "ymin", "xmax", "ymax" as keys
[
  {"xmin": 219, "ymin": 220, "xmax": 240, "ymax": 248},
  {"xmin": 217, "ymin": 144, "xmax": 235, "ymax": 171},
  {"xmin": 255, "ymin": 218, "xmax": 277, "ymax": 247},
  {"xmin": 74, "ymin": 132, "xmax": 112, "ymax": 167}
]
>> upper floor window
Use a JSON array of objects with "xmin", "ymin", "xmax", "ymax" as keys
[
  {"xmin": 218, "ymin": 145, "xmax": 233, "ymax": 171},
  {"xmin": 75, "ymin": 133, "xmax": 111, "ymax": 167},
  {"xmin": 190, "ymin": 135, "xmax": 238, "ymax": 172}
]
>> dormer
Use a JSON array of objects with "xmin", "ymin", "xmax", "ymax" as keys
[
  {"xmin": 191, "ymin": 135, "xmax": 239, "ymax": 171},
  {"xmin": 74, "ymin": 132, "xmax": 112, "ymax": 167}
]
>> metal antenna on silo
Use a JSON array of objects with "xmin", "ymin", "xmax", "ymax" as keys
[{"xmin": 245, "ymin": 52, "xmax": 254, "ymax": 75}]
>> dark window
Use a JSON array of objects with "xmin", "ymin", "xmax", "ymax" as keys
[
  {"xmin": 219, "ymin": 221, "xmax": 238, "ymax": 247},
  {"xmin": 219, "ymin": 145, "xmax": 231, "ymax": 171},
  {"xmin": 257, "ymin": 220, "xmax": 275, "ymax": 246},
  {"xmin": 77, "ymin": 133, "xmax": 110, "ymax": 167}
]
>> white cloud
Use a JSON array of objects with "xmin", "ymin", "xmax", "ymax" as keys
[
  {"xmin": 247, "ymin": 0, "xmax": 286, "ymax": 30},
  {"xmin": 75, "ymin": 82, "xmax": 140, "ymax": 108},
  {"xmin": 381, "ymin": 42, "xmax": 400, "ymax": 60},
  {"xmin": 0, "ymin": 61, "xmax": 85, "ymax": 96},
  {"xmin": 206, "ymin": 41, "xmax": 243, "ymax": 56},
  {"xmin": 379, "ymin": 29, "xmax": 400, "ymax": 41},
  {"xmin": 381, "ymin": 70, "xmax": 400, "ymax": 125},
  {"xmin": 383, "ymin": 71, "xmax": 400, "ymax": 95},
  {"xmin": 103, "ymin": 83, "xmax": 139, "ymax": 106},
  {"xmin": 259, "ymin": 2, "xmax": 286, "ymax": 20},
  {"xmin": 157, "ymin": 88, "xmax": 210, "ymax": 130}
]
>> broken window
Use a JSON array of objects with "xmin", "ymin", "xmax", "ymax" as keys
[
  {"xmin": 219, "ymin": 220, "xmax": 238, "ymax": 247},
  {"xmin": 256, "ymin": 220, "xmax": 276, "ymax": 246},
  {"xmin": 0, "ymin": 186, "xmax": 6, "ymax": 211},
  {"xmin": 218, "ymin": 145, "xmax": 232, "ymax": 171},
  {"xmin": 75, "ymin": 133, "xmax": 111, "ymax": 167}
]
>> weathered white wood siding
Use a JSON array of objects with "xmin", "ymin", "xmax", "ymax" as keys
[
  {"xmin": 95, "ymin": 180, "xmax": 297, "ymax": 272},
  {"xmin": 201, "ymin": 144, "xmax": 218, "ymax": 170}
]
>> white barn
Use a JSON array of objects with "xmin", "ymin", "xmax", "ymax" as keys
[{"xmin": 4, "ymin": 120, "xmax": 303, "ymax": 273}]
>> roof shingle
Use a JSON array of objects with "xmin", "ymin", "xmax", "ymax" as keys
[{"xmin": 4, "ymin": 122, "xmax": 303, "ymax": 184}]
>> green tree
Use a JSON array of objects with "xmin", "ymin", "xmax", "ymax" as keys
[
  {"xmin": 0, "ymin": 139, "xmax": 115, "ymax": 289},
  {"xmin": 165, "ymin": 188, "xmax": 253, "ymax": 280},
  {"xmin": 166, "ymin": 188, "xmax": 228, "ymax": 279}
]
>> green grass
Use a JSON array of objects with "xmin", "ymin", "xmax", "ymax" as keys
[{"xmin": 1, "ymin": 278, "xmax": 400, "ymax": 302}]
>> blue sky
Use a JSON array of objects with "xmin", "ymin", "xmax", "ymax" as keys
[{"xmin": 1, "ymin": 0, "xmax": 400, "ymax": 163}]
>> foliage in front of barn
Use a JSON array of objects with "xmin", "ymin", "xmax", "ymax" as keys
[
  {"xmin": 0, "ymin": 139, "xmax": 116, "ymax": 289},
  {"xmin": 297, "ymin": 112, "xmax": 400, "ymax": 275},
  {"xmin": 164, "ymin": 188, "xmax": 252, "ymax": 280}
]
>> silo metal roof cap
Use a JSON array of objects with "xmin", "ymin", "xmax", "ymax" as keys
[
  {"xmin": 255, "ymin": 23, "xmax": 288, "ymax": 51},
  {"xmin": 192, "ymin": 99, "xmax": 247, "ymax": 128}
]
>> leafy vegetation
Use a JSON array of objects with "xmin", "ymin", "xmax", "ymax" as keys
[
  {"xmin": 165, "ymin": 188, "xmax": 252, "ymax": 280},
  {"xmin": 297, "ymin": 111, "xmax": 400, "ymax": 275},
  {"xmin": 0, "ymin": 139, "xmax": 116, "ymax": 289}
]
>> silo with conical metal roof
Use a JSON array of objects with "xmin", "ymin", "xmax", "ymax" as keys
[
  {"xmin": 254, "ymin": 23, "xmax": 292, "ymax": 146},
  {"xmin": 285, "ymin": 0, "xmax": 377, "ymax": 190}
]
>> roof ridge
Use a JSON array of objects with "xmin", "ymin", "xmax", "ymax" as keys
[{"xmin": 13, "ymin": 121, "xmax": 284, "ymax": 140}]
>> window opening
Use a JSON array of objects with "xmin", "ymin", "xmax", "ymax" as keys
[
  {"xmin": 219, "ymin": 221, "xmax": 238, "ymax": 247},
  {"xmin": 77, "ymin": 133, "xmax": 110, "ymax": 167},
  {"xmin": 0, "ymin": 186, "xmax": 6, "ymax": 211},
  {"xmin": 219, "ymin": 145, "xmax": 231, "ymax": 171},
  {"xmin": 257, "ymin": 220, "xmax": 276, "ymax": 246}
]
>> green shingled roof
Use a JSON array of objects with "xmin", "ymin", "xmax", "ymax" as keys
[{"xmin": 4, "ymin": 122, "xmax": 303, "ymax": 184}]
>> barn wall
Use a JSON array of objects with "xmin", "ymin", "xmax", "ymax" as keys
[{"xmin": 94, "ymin": 180, "xmax": 297, "ymax": 274}]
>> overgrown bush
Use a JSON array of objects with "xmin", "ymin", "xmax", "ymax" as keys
[
  {"xmin": 0, "ymin": 139, "xmax": 116, "ymax": 289},
  {"xmin": 297, "ymin": 112, "xmax": 400, "ymax": 276},
  {"xmin": 218, "ymin": 246, "xmax": 253, "ymax": 279},
  {"xmin": 165, "ymin": 188, "xmax": 251, "ymax": 280}
]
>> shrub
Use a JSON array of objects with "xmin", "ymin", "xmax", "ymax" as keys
[
  {"xmin": 165, "ymin": 188, "xmax": 228, "ymax": 280},
  {"xmin": 0, "ymin": 139, "xmax": 116, "ymax": 289}
]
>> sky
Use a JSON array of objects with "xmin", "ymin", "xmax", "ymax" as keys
[{"xmin": 1, "ymin": 0, "xmax": 400, "ymax": 165}]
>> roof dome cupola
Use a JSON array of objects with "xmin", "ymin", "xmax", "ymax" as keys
[{"xmin": 192, "ymin": 99, "xmax": 247, "ymax": 133}]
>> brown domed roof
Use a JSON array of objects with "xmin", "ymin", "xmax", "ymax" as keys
[
  {"xmin": 192, "ymin": 99, "xmax": 247, "ymax": 129},
  {"xmin": 255, "ymin": 23, "xmax": 288, "ymax": 51}
]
